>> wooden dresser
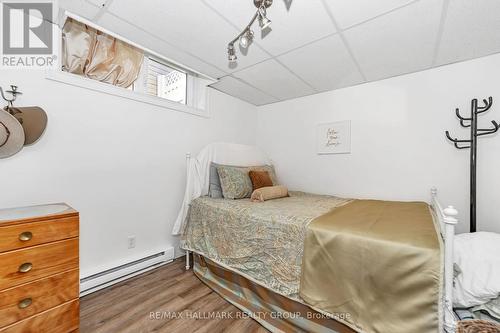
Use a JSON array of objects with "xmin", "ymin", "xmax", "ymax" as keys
[{"xmin": 0, "ymin": 204, "xmax": 79, "ymax": 333}]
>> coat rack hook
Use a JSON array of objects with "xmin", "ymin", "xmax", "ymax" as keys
[
  {"xmin": 477, "ymin": 96, "xmax": 493, "ymax": 114},
  {"xmin": 493, "ymin": 120, "xmax": 499, "ymax": 130},
  {"xmin": 459, "ymin": 119, "xmax": 471, "ymax": 128},
  {"xmin": 455, "ymin": 108, "xmax": 471, "ymax": 121},
  {"xmin": 476, "ymin": 120, "xmax": 500, "ymax": 136},
  {"xmin": 445, "ymin": 131, "xmax": 455, "ymax": 142},
  {"xmin": 445, "ymin": 131, "xmax": 471, "ymax": 144}
]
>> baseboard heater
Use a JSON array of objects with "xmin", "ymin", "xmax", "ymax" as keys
[{"xmin": 80, "ymin": 247, "xmax": 174, "ymax": 296}]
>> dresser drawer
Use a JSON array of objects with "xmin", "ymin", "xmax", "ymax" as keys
[
  {"xmin": 0, "ymin": 299, "xmax": 79, "ymax": 333},
  {"xmin": 0, "ymin": 216, "xmax": 78, "ymax": 253},
  {"xmin": 0, "ymin": 239, "xmax": 78, "ymax": 290},
  {"xmin": 0, "ymin": 269, "xmax": 79, "ymax": 328}
]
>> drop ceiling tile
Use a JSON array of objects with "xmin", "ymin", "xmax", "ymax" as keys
[
  {"xmin": 323, "ymin": 0, "xmax": 416, "ymax": 29},
  {"xmin": 96, "ymin": 13, "xmax": 227, "ymax": 79},
  {"xmin": 205, "ymin": 0, "xmax": 336, "ymax": 56},
  {"xmin": 200, "ymin": 0, "xmax": 256, "ymax": 29},
  {"xmin": 233, "ymin": 59, "xmax": 315, "ymax": 100},
  {"xmin": 436, "ymin": 0, "xmax": 500, "ymax": 66},
  {"xmin": 344, "ymin": 0, "xmax": 443, "ymax": 81},
  {"xmin": 278, "ymin": 34, "xmax": 364, "ymax": 91},
  {"xmin": 106, "ymin": 0, "xmax": 270, "ymax": 73},
  {"xmin": 59, "ymin": 0, "xmax": 101, "ymax": 20},
  {"xmin": 210, "ymin": 76, "xmax": 279, "ymax": 106}
]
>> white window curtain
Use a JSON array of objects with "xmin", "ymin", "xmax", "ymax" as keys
[{"xmin": 62, "ymin": 18, "xmax": 144, "ymax": 89}]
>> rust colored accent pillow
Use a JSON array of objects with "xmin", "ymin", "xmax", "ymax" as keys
[{"xmin": 249, "ymin": 170, "xmax": 273, "ymax": 190}]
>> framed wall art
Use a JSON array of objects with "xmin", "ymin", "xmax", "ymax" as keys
[{"xmin": 316, "ymin": 121, "xmax": 351, "ymax": 154}]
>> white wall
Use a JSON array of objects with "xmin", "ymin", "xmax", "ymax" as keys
[
  {"xmin": 3, "ymin": 53, "xmax": 499, "ymax": 276},
  {"xmin": 0, "ymin": 69, "xmax": 257, "ymax": 276},
  {"xmin": 257, "ymin": 53, "xmax": 500, "ymax": 234}
]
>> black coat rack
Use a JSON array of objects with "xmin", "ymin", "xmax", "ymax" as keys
[{"xmin": 445, "ymin": 97, "xmax": 499, "ymax": 232}]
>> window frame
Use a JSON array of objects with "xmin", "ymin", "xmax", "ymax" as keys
[{"xmin": 45, "ymin": 11, "xmax": 214, "ymax": 118}]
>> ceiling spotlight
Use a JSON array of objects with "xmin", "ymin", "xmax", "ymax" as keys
[
  {"xmin": 258, "ymin": 7, "xmax": 272, "ymax": 30},
  {"xmin": 228, "ymin": 44, "xmax": 237, "ymax": 62},
  {"xmin": 239, "ymin": 29, "xmax": 254, "ymax": 48}
]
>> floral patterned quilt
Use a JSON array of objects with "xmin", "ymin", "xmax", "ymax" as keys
[{"xmin": 181, "ymin": 191, "xmax": 351, "ymax": 298}]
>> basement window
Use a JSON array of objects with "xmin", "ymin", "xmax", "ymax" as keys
[
  {"xmin": 139, "ymin": 57, "xmax": 187, "ymax": 105},
  {"xmin": 59, "ymin": 16, "xmax": 212, "ymax": 113}
]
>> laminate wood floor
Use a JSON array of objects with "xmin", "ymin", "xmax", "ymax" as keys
[{"xmin": 80, "ymin": 257, "xmax": 269, "ymax": 333}]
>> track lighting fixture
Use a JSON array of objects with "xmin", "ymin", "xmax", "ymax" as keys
[
  {"xmin": 258, "ymin": 7, "xmax": 272, "ymax": 30},
  {"xmin": 227, "ymin": 0, "xmax": 273, "ymax": 62},
  {"xmin": 239, "ymin": 29, "xmax": 254, "ymax": 48},
  {"xmin": 228, "ymin": 43, "xmax": 237, "ymax": 62}
]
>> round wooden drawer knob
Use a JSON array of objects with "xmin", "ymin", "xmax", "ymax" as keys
[
  {"xmin": 19, "ymin": 231, "xmax": 33, "ymax": 242},
  {"xmin": 18, "ymin": 263, "xmax": 33, "ymax": 273},
  {"xmin": 18, "ymin": 298, "xmax": 32, "ymax": 309}
]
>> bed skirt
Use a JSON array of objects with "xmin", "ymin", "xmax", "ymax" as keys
[{"xmin": 193, "ymin": 254, "xmax": 356, "ymax": 333}]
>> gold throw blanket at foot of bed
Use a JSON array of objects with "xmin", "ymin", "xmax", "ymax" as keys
[{"xmin": 300, "ymin": 200, "xmax": 442, "ymax": 333}]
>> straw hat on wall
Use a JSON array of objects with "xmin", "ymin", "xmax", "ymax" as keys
[
  {"xmin": 11, "ymin": 107, "xmax": 48, "ymax": 145},
  {"xmin": 0, "ymin": 109, "xmax": 25, "ymax": 159}
]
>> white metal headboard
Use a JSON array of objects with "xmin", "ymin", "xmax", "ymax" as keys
[{"xmin": 431, "ymin": 188, "xmax": 458, "ymax": 332}]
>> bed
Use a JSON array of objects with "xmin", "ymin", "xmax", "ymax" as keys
[
  {"xmin": 176, "ymin": 148, "xmax": 459, "ymax": 333},
  {"xmin": 181, "ymin": 191, "xmax": 458, "ymax": 333}
]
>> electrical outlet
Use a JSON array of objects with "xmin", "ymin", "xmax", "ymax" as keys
[{"xmin": 128, "ymin": 236, "xmax": 136, "ymax": 249}]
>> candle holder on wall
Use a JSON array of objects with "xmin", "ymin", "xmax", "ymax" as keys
[
  {"xmin": 0, "ymin": 85, "xmax": 23, "ymax": 112},
  {"xmin": 445, "ymin": 97, "xmax": 499, "ymax": 232}
]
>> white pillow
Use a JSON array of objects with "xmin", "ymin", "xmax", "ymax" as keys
[{"xmin": 453, "ymin": 232, "xmax": 500, "ymax": 307}]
